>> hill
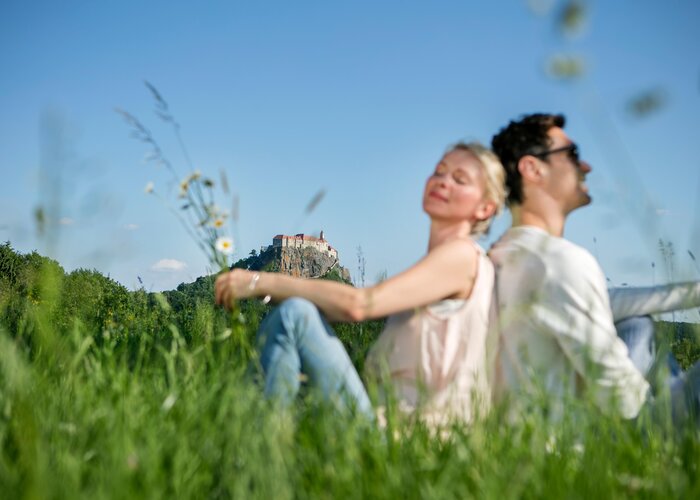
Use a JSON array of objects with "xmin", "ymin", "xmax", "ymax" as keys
[{"xmin": 232, "ymin": 242, "xmax": 352, "ymax": 283}]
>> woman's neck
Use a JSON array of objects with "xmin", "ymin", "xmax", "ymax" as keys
[{"xmin": 427, "ymin": 220, "xmax": 473, "ymax": 251}]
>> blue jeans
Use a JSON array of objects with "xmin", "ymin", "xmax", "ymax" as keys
[
  {"xmin": 616, "ymin": 316, "xmax": 699, "ymax": 424},
  {"xmin": 255, "ymin": 298, "xmax": 373, "ymax": 418},
  {"xmin": 615, "ymin": 316, "xmax": 681, "ymax": 378}
]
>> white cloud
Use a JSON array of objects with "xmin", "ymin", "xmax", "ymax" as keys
[
  {"xmin": 656, "ymin": 208, "xmax": 671, "ymax": 216},
  {"xmin": 124, "ymin": 224, "xmax": 140, "ymax": 230},
  {"xmin": 151, "ymin": 259, "xmax": 187, "ymax": 272},
  {"xmin": 59, "ymin": 217, "xmax": 75, "ymax": 226}
]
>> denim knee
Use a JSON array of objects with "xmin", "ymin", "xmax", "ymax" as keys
[
  {"xmin": 615, "ymin": 316, "xmax": 655, "ymax": 346},
  {"xmin": 277, "ymin": 297, "xmax": 318, "ymax": 318},
  {"xmin": 279, "ymin": 297, "xmax": 322, "ymax": 337},
  {"xmin": 616, "ymin": 315, "xmax": 655, "ymax": 376},
  {"xmin": 256, "ymin": 297, "xmax": 322, "ymax": 346},
  {"xmin": 259, "ymin": 297, "xmax": 316, "ymax": 330},
  {"xmin": 616, "ymin": 315, "xmax": 654, "ymax": 333}
]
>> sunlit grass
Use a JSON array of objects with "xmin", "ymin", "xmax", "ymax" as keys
[{"xmin": 0, "ymin": 244, "xmax": 699, "ymax": 498}]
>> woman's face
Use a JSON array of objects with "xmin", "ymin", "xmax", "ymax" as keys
[{"xmin": 422, "ymin": 149, "xmax": 490, "ymax": 225}]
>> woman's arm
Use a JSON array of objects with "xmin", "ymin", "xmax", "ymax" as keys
[{"xmin": 214, "ymin": 239, "xmax": 479, "ymax": 322}]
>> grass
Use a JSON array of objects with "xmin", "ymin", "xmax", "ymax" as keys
[{"xmin": 1, "ymin": 251, "xmax": 699, "ymax": 498}]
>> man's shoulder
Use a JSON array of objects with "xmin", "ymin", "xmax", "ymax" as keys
[
  {"xmin": 491, "ymin": 227, "xmax": 614, "ymax": 337},
  {"xmin": 490, "ymin": 227, "xmax": 600, "ymax": 279}
]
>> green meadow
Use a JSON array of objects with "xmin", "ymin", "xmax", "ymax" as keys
[{"xmin": 1, "ymin": 242, "xmax": 699, "ymax": 498}]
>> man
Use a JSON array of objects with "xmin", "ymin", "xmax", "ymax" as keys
[{"xmin": 489, "ymin": 113, "xmax": 700, "ymax": 421}]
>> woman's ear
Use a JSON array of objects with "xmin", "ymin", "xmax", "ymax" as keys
[{"xmin": 475, "ymin": 199, "xmax": 498, "ymax": 222}]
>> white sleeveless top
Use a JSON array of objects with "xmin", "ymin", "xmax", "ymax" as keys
[{"xmin": 364, "ymin": 244, "xmax": 496, "ymax": 426}]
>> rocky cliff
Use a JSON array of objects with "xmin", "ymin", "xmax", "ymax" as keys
[{"xmin": 232, "ymin": 245, "xmax": 351, "ymax": 283}]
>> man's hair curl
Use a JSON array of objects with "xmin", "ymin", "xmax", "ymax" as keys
[{"xmin": 491, "ymin": 113, "xmax": 565, "ymax": 206}]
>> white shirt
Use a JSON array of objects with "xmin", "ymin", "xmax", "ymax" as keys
[{"xmin": 489, "ymin": 226, "xmax": 654, "ymax": 419}]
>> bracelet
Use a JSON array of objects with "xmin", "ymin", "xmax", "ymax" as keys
[
  {"xmin": 248, "ymin": 273, "xmax": 271, "ymax": 304},
  {"xmin": 248, "ymin": 273, "xmax": 260, "ymax": 291}
]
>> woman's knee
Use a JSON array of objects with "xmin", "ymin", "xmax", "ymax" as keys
[
  {"xmin": 258, "ymin": 297, "xmax": 322, "ymax": 346},
  {"xmin": 278, "ymin": 298, "xmax": 324, "ymax": 335},
  {"xmin": 261, "ymin": 298, "xmax": 317, "ymax": 327},
  {"xmin": 278, "ymin": 297, "xmax": 318, "ymax": 318}
]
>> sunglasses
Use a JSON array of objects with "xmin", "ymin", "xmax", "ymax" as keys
[{"xmin": 529, "ymin": 143, "xmax": 580, "ymax": 166}]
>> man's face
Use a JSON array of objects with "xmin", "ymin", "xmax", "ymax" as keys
[{"xmin": 539, "ymin": 127, "xmax": 592, "ymax": 214}]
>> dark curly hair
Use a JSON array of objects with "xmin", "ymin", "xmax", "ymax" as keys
[{"xmin": 491, "ymin": 113, "xmax": 566, "ymax": 206}]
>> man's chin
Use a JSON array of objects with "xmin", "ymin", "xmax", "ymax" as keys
[
  {"xmin": 569, "ymin": 193, "xmax": 592, "ymax": 213},
  {"xmin": 576, "ymin": 194, "xmax": 592, "ymax": 209}
]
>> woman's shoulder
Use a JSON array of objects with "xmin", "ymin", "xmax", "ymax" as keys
[
  {"xmin": 445, "ymin": 238, "xmax": 491, "ymax": 273},
  {"xmin": 431, "ymin": 237, "xmax": 481, "ymax": 261}
]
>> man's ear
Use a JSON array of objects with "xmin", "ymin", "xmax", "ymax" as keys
[{"xmin": 517, "ymin": 155, "xmax": 543, "ymax": 183}]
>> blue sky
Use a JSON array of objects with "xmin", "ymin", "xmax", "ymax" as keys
[{"xmin": 1, "ymin": 0, "xmax": 699, "ymax": 304}]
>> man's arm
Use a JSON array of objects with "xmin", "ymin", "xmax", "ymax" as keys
[
  {"xmin": 543, "ymin": 252, "xmax": 651, "ymax": 418},
  {"xmin": 609, "ymin": 282, "xmax": 700, "ymax": 322}
]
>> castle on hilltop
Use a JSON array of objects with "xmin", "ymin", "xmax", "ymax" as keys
[
  {"xmin": 268, "ymin": 230, "xmax": 339, "ymax": 260},
  {"xmin": 246, "ymin": 230, "xmax": 348, "ymax": 280}
]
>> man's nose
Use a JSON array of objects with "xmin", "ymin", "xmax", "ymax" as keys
[{"xmin": 579, "ymin": 160, "xmax": 592, "ymax": 173}]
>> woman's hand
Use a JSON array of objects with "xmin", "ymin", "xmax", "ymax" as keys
[{"xmin": 215, "ymin": 269, "xmax": 259, "ymax": 310}]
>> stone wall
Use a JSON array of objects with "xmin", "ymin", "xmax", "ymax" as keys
[{"xmin": 272, "ymin": 235, "xmax": 338, "ymax": 260}]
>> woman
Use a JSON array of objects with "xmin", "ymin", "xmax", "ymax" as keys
[{"xmin": 215, "ymin": 142, "xmax": 506, "ymax": 425}]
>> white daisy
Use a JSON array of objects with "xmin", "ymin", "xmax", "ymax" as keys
[{"xmin": 215, "ymin": 237, "xmax": 234, "ymax": 255}]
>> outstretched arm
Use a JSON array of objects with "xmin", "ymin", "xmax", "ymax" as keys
[
  {"xmin": 215, "ymin": 239, "xmax": 479, "ymax": 322},
  {"xmin": 609, "ymin": 282, "xmax": 700, "ymax": 322}
]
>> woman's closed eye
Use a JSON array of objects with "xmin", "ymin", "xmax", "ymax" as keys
[
  {"xmin": 453, "ymin": 172, "xmax": 468, "ymax": 185},
  {"xmin": 432, "ymin": 165, "xmax": 472, "ymax": 185}
]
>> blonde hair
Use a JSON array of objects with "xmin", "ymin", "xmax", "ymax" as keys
[{"xmin": 446, "ymin": 141, "xmax": 507, "ymax": 235}]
